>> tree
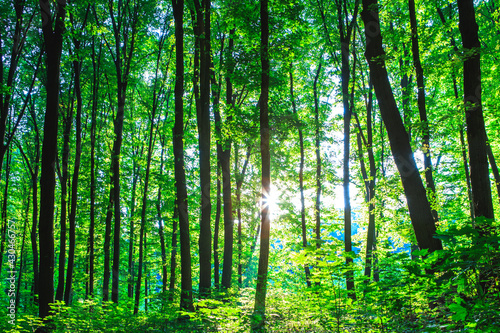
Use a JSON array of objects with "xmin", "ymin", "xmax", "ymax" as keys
[
  {"xmin": 408, "ymin": 0, "xmax": 438, "ymax": 221},
  {"xmin": 172, "ymin": 0, "xmax": 194, "ymax": 311},
  {"xmin": 290, "ymin": 67, "xmax": 311, "ymax": 287},
  {"xmin": 38, "ymin": 0, "xmax": 67, "ymax": 319},
  {"xmin": 457, "ymin": 0, "xmax": 495, "ymax": 224},
  {"xmin": 253, "ymin": 0, "xmax": 270, "ymax": 328},
  {"xmin": 102, "ymin": 0, "xmax": 140, "ymax": 303},
  {"xmin": 360, "ymin": 0, "xmax": 442, "ymax": 253},
  {"xmin": 337, "ymin": 0, "xmax": 359, "ymax": 298},
  {"xmin": 191, "ymin": 0, "xmax": 213, "ymax": 296}
]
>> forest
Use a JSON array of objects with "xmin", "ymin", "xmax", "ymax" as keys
[{"xmin": 0, "ymin": 0, "xmax": 499, "ymax": 331}]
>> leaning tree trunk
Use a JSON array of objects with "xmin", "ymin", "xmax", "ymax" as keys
[{"xmin": 361, "ymin": 0, "xmax": 442, "ymax": 253}]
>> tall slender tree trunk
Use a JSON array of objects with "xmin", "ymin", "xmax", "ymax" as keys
[
  {"xmin": 56, "ymin": 93, "xmax": 73, "ymax": 302},
  {"xmin": 103, "ymin": 188, "xmax": 114, "ymax": 302},
  {"xmin": 253, "ymin": 0, "xmax": 270, "ymax": 328},
  {"xmin": 16, "ymin": 191, "xmax": 30, "ymax": 310},
  {"xmin": 220, "ymin": 29, "xmax": 235, "ymax": 291},
  {"xmin": 354, "ymin": 81, "xmax": 377, "ymax": 280},
  {"xmin": 172, "ymin": 0, "xmax": 194, "ymax": 311},
  {"xmin": 134, "ymin": 55, "xmax": 162, "ymax": 312},
  {"xmin": 313, "ymin": 62, "xmax": 322, "ymax": 251},
  {"xmin": 211, "ymin": 38, "xmax": 223, "ymax": 291},
  {"xmin": 457, "ymin": 0, "xmax": 494, "ymax": 226},
  {"xmin": 235, "ymin": 144, "xmax": 250, "ymax": 287},
  {"xmin": 290, "ymin": 68, "xmax": 311, "ymax": 287},
  {"xmin": 168, "ymin": 202, "xmax": 178, "ymax": 302},
  {"xmin": 337, "ymin": 0, "xmax": 359, "ymax": 299},
  {"xmin": 108, "ymin": 1, "xmax": 139, "ymax": 304},
  {"xmin": 408, "ymin": 0, "xmax": 438, "ymax": 221},
  {"xmin": 86, "ymin": 35, "xmax": 100, "ymax": 299},
  {"xmin": 192, "ymin": 0, "xmax": 212, "ymax": 296},
  {"xmin": 214, "ymin": 159, "xmax": 222, "ymax": 290},
  {"xmin": 361, "ymin": 0, "xmax": 442, "ymax": 253},
  {"xmin": 30, "ymin": 114, "xmax": 40, "ymax": 304},
  {"xmin": 64, "ymin": 39, "xmax": 84, "ymax": 304},
  {"xmin": 38, "ymin": 0, "xmax": 66, "ymax": 319},
  {"xmin": 157, "ymin": 143, "xmax": 168, "ymax": 294},
  {"xmin": 128, "ymin": 156, "xmax": 140, "ymax": 299}
]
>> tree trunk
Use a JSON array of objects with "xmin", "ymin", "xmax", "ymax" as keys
[
  {"xmin": 354, "ymin": 81, "xmax": 377, "ymax": 280},
  {"xmin": 55, "ymin": 100, "xmax": 72, "ymax": 302},
  {"xmin": 103, "ymin": 189, "xmax": 113, "ymax": 302},
  {"xmin": 38, "ymin": 0, "xmax": 66, "ymax": 318},
  {"xmin": 214, "ymin": 159, "xmax": 222, "ymax": 290},
  {"xmin": 408, "ymin": 0, "xmax": 438, "ymax": 221},
  {"xmin": 134, "ymin": 52, "xmax": 162, "ymax": 312},
  {"xmin": 172, "ymin": 0, "xmax": 194, "ymax": 311},
  {"xmin": 337, "ymin": 0, "xmax": 359, "ymax": 299},
  {"xmin": 157, "ymin": 143, "xmax": 168, "ymax": 294},
  {"xmin": 128, "ymin": 155, "xmax": 140, "ymax": 299},
  {"xmin": 235, "ymin": 144, "xmax": 251, "ymax": 287},
  {"xmin": 314, "ymin": 62, "xmax": 322, "ymax": 250},
  {"xmin": 361, "ymin": 0, "xmax": 442, "ymax": 253},
  {"xmin": 457, "ymin": 0, "xmax": 495, "ymax": 225},
  {"xmin": 192, "ymin": 0, "xmax": 212, "ymax": 296},
  {"xmin": 290, "ymin": 68, "xmax": 311, "ymax": 287},
  {"xmin": 64, "ymin": 38, "xmax": 84, "ymax": 304},
  {"xmin": 253, "ymin": 0, "xmax": 270, "ymax": 328},
  {"xmin": 220, "ymin": 29, "xmax": 235, "ymax": 291},
  {"xmin": 86, "ymin": 35, "xmax": 100, "ymax": 299},
  {"xmin": 108, "ymin": 0, "xmax": 139, "ymax": 304},
  {"xmin": 168, "ymin": 202, "xmax": 178, "ymax": 302}
]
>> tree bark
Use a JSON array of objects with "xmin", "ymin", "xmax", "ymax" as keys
[
  {"xmin": 337, "ymin": 0, "xmax": 359, "ymax": 299},
  {"xmin": 361, "ymin": 0, "xmax": 442, "ymax": 253},
  {"xmin": 168, "ymin": 202, "xmax": 178, "ymax": 302},
  {"xmin": 220, "ymin": 29, "xmax": 235, "ymax": 291},
  {"xmin": 172, "ymin": 0, "xmax": 194, "ymax": 311},
  {"xmin": 86, "ymin": 34, "xmax": 100, "ymax": 299},
  {"xmin": 157, "ymin": 142, "xmax": 168, "ymax": 294},
  {"xmin": 457, "ymin": 0, "xmax": 494, "ymax": 223},
  {"xmin": 235, "ymin": 144, "xmax": 251, "ymax": 287},
  {"xmin": 192, "ymin": 0, "xmax": 212, "ymax": 296},
  {"xmin": 253, "ymin": 0, "xmax": 270, "ymax": 328},
  {"xmin": 314, "ymin": 62, "xmax": 322, "ymax": 251},
  {"xmin": 290, "ymin": 68, "xmax": 311, "ymax": 287},
  {"xmin": 64, "ymin": 34, "xmax": 84, "ymax": 303},
  {"xmin": 128, "ymin": 153, "xmax": 140, "ymax": 299},
  {"xmin": 38, "ymin": 0, "xmax": 66, "ymax": 318},
  {"xmin": 56, "ymin": 98, "xmax": 72, "ymax": 302},
  {"xmin": 408, "ymin": 0, "xmax": 438, "ymax": 221}
]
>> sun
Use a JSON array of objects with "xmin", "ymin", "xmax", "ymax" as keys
[{"xmin": 260, "ymin": 185, "xmax": 280, "ymax": 219}]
